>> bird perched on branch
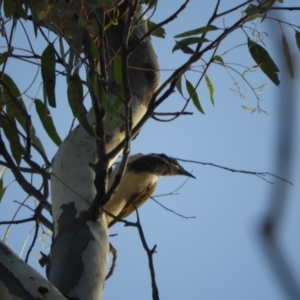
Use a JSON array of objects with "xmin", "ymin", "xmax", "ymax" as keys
[{"xmin": 104, "ymin": 153, "xmax": 195, "ymax": 227}]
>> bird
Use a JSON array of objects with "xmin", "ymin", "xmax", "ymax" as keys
[{"xmin": 103, "ymin": 153, "xmax": 195, "ymax": 227}]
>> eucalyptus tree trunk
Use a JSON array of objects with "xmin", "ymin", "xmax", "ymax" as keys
[
  {"xmin": 0, "ymin": 240, "xmax": 67, "ymax": 299},
  {"xmin": 46, "ymin": 1, "xmax": 159, "ymax": 299}
]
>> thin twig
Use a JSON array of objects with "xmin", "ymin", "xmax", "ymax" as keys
[
  {"xmin": 269, "ymin": 7, "xmax": 300, "ymax": 11},
  {"xmin": 0, "ymin": 217, "xmax": 35, "ymax": 225},
  {"xmin": 25, "ymin": 221, "xmax": 39, "ymax": 263},
  {"xmin": 175, "ymin": 158, "xmax": 293, "ymax": 185},
  {"xmin": 216, "ymin": 0, "xmax": 253, "ymax": 18},
  {"xmin": 128, "ymin": 206, "xmax": 159, "ymax": 300},
  {"xmin": 0, "ymin": 135, "xmax": 49, "ymax": 203},
  {"xmin": 105, "ymin": 243, "xmax": 118, "ymax": 280},
  {"xmin": 128, "ymin": 0, "xmax": 190, "ymax": 54},
  {"xmin": 151, "ymin": 197, "xmax": 196, "ymax": 219}
]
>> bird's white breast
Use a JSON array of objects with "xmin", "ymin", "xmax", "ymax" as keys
[{"xmin": 104, "ymin": 170, "xmax": 158, "ymax": 224}]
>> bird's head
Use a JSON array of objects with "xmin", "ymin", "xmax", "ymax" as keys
[{"xmin": 128, "ymin": 153, "xmax": 195, "ymax": 179}]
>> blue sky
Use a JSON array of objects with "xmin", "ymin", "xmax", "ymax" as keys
[{"xmin": 1, "ymin": 1, "xmax": 300, "ymax": 299}]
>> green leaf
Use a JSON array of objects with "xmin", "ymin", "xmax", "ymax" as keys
[
  {"xmin": 295, "ymin": 30, "xmax": 300, "ymax": 52},
  {"xmin": 96, "ymin": 0, "xmax": 114, "ymax": 7},
  {"xmin": 0, "ymin": 166, "xmax": 7, "ymax": 203},
  {"xmin": 175, "ymin": 75, "xmax": 183, "ymax": 96},
  {"xmin": 282, "ymin": 32, "xmax": 294, "ymax": 78},
  {"xmin": 147, "ymin": 21, "xmax": 166, "ymax": 38},
  {"xmin": 113, "ymin": 53, "xmax": 123, "ymax": 86},
  {"xmin": 68, "ymin": 17, "xmax": 84, "ymax": 77},
  {"xmin": 213, "ymin": 55, "xmax": 224, "ymax": 64},
  {"xmin": 173, "ymin": 37, "xmax": 208, "ymax": 53},
  {"xmin": 30, "ymin": 127, "xmax": 47, "ymax": 159},
  {"xmin": 242, "ymin": 105, "xmax": 256, "ymax": 113},
  {"xmin": 1, "ymin": 74, "xmax": 48, "ymax": 160},
  {"xmin": 248, "ymin": 39, "xmax": 280, "ymax": 86},
  {"xmin": 34, "ymin": 99, "xmax": 62, "ymax": 146},
  {"xmin": 82, "ymin": 27, "xmax": 99, "ymax": 60},
  {"xmin": 0, "ymin": 116, "xmax": 25, "ymax": 165},
  {"xmin": 0, "ymin": 50, "xmax": 12, "ymax": 65},
  {"xmin": 41, "ymin": 44, "xmax": 56, "ymax": 107},
  {"xmin": 68, "ymin": 74, "xmax": 98, "ymax": 138},
  {"xmin": 0, "ymin": 73, "xmax": 22, "ymax": 101},
  {"xmin": 88, "ymin": 73, "xmax": 124, "ymax": 121},
  {"xmin": 100, "ymin": 90, "xmax": 125, "ymax": 121},
  {"xmin": 113, "ymin": 53, "xmax": 125, "ymax": 101},
  {"xmin": 186, "ymin": 79, "xmax": 204, "ymax": 114},
  {"xmin": 205, "ymin": 75, "xmax": 214, "ymax": 106},
  {"xmin": 243, "ymin": 4, "xmax": 260, "ymax": 22},
  {"xmin": 172, "ymin": 41, "xmax": 194, "ymax": 54},
  {"xmin": 14, "ymin": 1, "xmax": 27, "ymax": 19},
  {"xmin": 174, "ymin": 25, "xmax": 218, "ymax": 38},
  {"xmin": 3, "ymin": 0, "xmax": 16, "ymax": 17}
]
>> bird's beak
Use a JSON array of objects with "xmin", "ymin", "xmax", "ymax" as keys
[{"xmin": 180, "ymin": 168, "xmax": 196, "ymax": 179}]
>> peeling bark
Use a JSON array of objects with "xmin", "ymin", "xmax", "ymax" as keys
[{"xmin": 0, "ymin": 240, "xmax": 67, "ymax": 300}]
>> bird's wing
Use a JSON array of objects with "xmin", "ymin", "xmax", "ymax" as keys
[{"xmin": 108, "ymin": 182, "xmax": 157, "ymax": 228}]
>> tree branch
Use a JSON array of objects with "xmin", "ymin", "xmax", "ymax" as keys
[
  {"xmin": 175, "ymin": 158, "xmax": 293, "ymax": 185},
  {"xmin": 0, "ymin": 134, "xmax": 49, "ymax": 203}
]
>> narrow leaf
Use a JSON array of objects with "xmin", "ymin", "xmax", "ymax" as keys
[
  {"xmin": 0, "ymin": 178, "xmax": 7, "ymax": 203},
  {"xmin": 295, "ymin": 30, "xmax": 300, "ymax": 52},
  {"xmin": 174, "ymin": 25, "xmax": 218, "ymax": 38},
  {"xmin": 113, "ymin": 53, "xmax": 123, "ymax": 86},
  {"xmin": 113, "ymin": 53, "xmax": 125, "ymax": 102},
  {"xmin": 282, "ymin": 32, "xmax": 294, "ymax": 78},
  {"xmin": 175, "ymin": 75, "xmax": 183, "ymax": 96},
  {"xmin": 3, "ymin": 0, "xmax": 16, "ymax": 17},
  {"xmin": 0, "ymin": 166, "xmax": 7, "ymax": 203},
  {"xmin": 70, "ymin": 17, "xmax": 84, "ymax": 55},
  {"xmin": 243, "ymin": 4, "xmax": 260, "ymax": 22},
  {"xmin": 82, "ymin": 27, "xmax": 99, "ymax": 60},
  {"xmin": 101, "ymin": 90, "xmax": 125, "ymax": 121},
  {"xmin": 147, "ymin": 21, "xmax": 166, "ymax": 38},
  {"xmin": 0, "ymin": 50, "xmax": 12, "ymax": 66},
  {"xmin": 205, "ymin": 75, "xmax": 214, "ymax": 105},
  {"xmin": 2, "ymin": 79, "xmax": 48, "ymax": 161},
  {"xmin": 248, "ymin": 39, "xmax": 280, "ymax": 86},
  {"xmin": 68, "ymin": 74, "xmax": 97, "ymax": 138},
  {"xmin": 30, "ymin": 127, "xmax": 47, "ymax": 159},
  {"xmin": 41, "ymin": 44, "xmax": 56, "ymax": 107},
  {"xmin": 172, "ymin": 41, "xmax": 194, "ymax": 54},
  {"xmin": 0, "ymin": 116, "xmax": 25, "ymax": 165},
  {"xmin": 173, "ymin": 37, "xmax": 208, "ymax": 53},
  {"xmin": 34, "ymin": 99, "xmax": 62, "ymax": 146},
  {"xmin": 213, "ymin": 55, "xmax": 224, "ymax": 64},
  {"xmin": 176, "ymin": 37, "xmax": 208, "ymax": 46},
  {"xmin": 242, "ymin": 105, "xmax": 256, "ymax": 113},
  {"xmin": 1, "ymin": 73, "xmax": 22, "ymax": 101},
  {"xmin": 68, "ymin": 17, "xmax": 84, "ymax": 77},
  {"xmin": 186, "ymin": 79, "xmax": 204, "ymax": 114}
]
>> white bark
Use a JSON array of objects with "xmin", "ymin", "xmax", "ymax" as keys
[
  {"xmin": 48, "ymin": 2, "xmax": 159, "ymax": 299},
  {"xmin": 0, "ymin": 240, "xmax": 67, "ymax": 300}
]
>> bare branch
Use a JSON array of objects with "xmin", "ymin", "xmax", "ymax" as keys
[
  {"xmin": 105, "ymin": 243, "xmax": 118, "ymax": 280},
  {"xmin": 175, "ymin": 158, "xmax": 293, "ymax": 185},
  {"xmin": 133, "ymin": 209, "xmax": 159, "ymax": 300},
  {"xmin": 128, "ymin": 0, "xmax": 190, "ymax": 54},
  {"xmin": 151, "ymin": 197, "xmax": 196, "ymax": 219},
  {"xmin": 25, "ymin": 221, "xmax": 39, "ymax": 263},
  {"xmin": 0, "ymin": 135, "xmax": 50, "ymax": 205},
  {"xmin": 0, "ymin": 217, "xmax": 35, "ymax": 225}
]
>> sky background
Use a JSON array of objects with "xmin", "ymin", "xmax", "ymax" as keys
[{"xmin": 1, "ymin": 1, "xmax": 300, "ymax": 299}]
